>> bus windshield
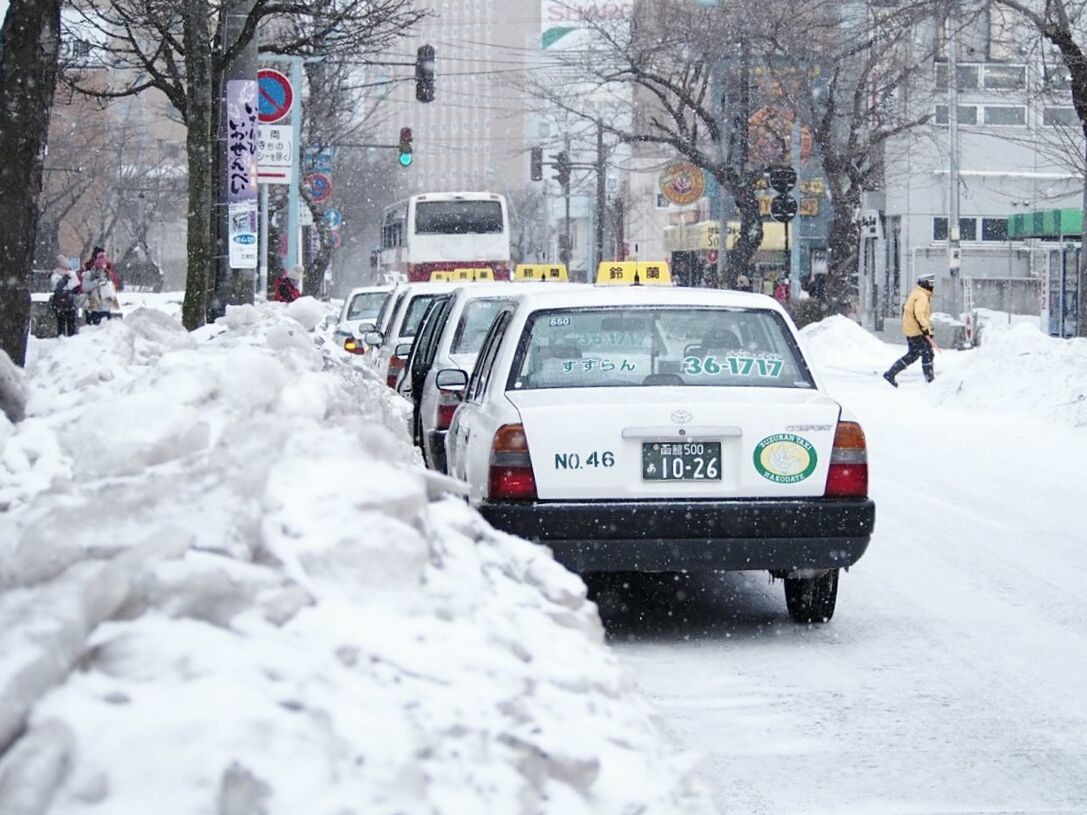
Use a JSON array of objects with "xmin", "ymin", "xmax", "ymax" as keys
[{"xmin": 414, "ymin": 201, "xmax": 503, "ymax": 234}]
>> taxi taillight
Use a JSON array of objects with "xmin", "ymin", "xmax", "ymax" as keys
[
  {"xmin": 488, "ymin": 423, "xmax": 537, "ymax": 501},
  {"xmin": 343, "ymin": 338, "xmax": 365, "ymax": 355},
  {"xmin": 825, "ymin": 421, "xmax": 868, "ymax": 498},
  {"xmin": 436, "ymin": 390, "xmax": 460, "ymax": 430},
  {"xmin": 386, "ymin": 355, "xmax": 406, "ymax": 389}
]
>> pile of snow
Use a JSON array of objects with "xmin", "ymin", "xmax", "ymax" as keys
[
  {"xmin": 974, "ymin": 307, "xmax": 1041, "ymax": 339},
  {"xmin": 0, "ymin": 304, "xmax": 713, "ymax": 813},
  {"xmin": 800, "ymin": 315, "xmax": 900, "ymax": 374},
  {"xmin": 930, "ymin": 321, "xmax": 1087, "ymax": 427},
  {"xmin": 117, "ymin": 290, "xmax": 185, "ymax": 320},
  {"xmin": 800, "ymin": 314, "xmax": 1087, "ymax": 428}
]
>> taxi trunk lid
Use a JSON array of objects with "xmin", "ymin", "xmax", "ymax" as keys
[{"xmin": 505, "ymin": 387, "xmax": 841, "ymax": 500}]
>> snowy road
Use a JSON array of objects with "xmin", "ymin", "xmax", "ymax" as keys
[{"xmin": 608, "ymin": 329, "xmax": 1087, "ymax": 814}]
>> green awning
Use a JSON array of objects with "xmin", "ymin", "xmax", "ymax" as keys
[{"xmin": 1007, "ymin": 208, "xmax": 1083, "ymax": 239}]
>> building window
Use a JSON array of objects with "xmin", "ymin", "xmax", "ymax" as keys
[
  {"xmin": 935, "ymin": 63, "xmax": 980, "ymax": 90},
  {"xmin": 655, "ymin": 193, "xmax": 669, "ymax": 209},
  {"xmin": 933, "ymin": 216, "xmax": 978, "ymax": 241},
  {"xmin": 981, "ymin": 217, "xmax": 1009, "ymax": 241},
  {"xmin": 982, "ymin": 64, "xmax": 1025, "ymax": 89},
  {"xmin": 983, "ymin": 105, "xmax": 1026, "ymax": 126},
  {"xmin": 1043, "ymin": 106, "xmax": 1078, "ymax": 127},
  {"xmin": 1044, "ymin": 66, "xmax": 1072, "ymax": 90},
  {"xmin": 935, "ymin": 104, "xmax": 979, "ymax": 125}
]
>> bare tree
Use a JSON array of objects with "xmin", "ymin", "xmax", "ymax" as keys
[
  {"xmin": 63, "ymin": 0, "xmax": 426, "ymax": 329},
  {"xmin": 992, "ymin": 0, "xmax": 1087, "ymax": 335},
  {"xmin": 529, "ymin": 0, "xmax": 768, "ymax": 284},
  {"xmin": 761, "ymin": 0, "xmax": 936, "ymax": 310},
  {"xmin": 0, "ymin": 0, "xmax": 64, "ymax": 366},
  {"xmin": 529, "ymin": 0, "xmax": 933, "ymax": 309}
]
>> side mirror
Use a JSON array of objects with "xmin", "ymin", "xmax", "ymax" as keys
[
  {"xmin": 435, "ymin": 368, "xmax": 469, "ymax": 393},
  {"xmin": 394, "ymin": 342, "xmax": 412, "ymax": 360},
  {"xmin": 322, "ymin": 314, "xmax": 336, "ymax": 329},
  {"xmin": 364, "ymin": 330, "xmax": 384, "ymax": 347}
]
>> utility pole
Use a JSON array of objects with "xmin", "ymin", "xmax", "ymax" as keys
[
  {"xmin": 211, "ymin": 0, "xmax": 258, "ymax": 319},
  {"xmin": 947, "ymin": 0, "xmax": 962, "ymax": 317},
  {"xmin": 594, "ymin": 118, "xmax": 607, "ymax": 274},
  {"xmin": 562, "ymin": 133, "xmax": 572, "ymax": 274}
]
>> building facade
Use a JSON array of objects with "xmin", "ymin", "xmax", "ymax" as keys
[{"xmin": 877, "ymin": 6, "xmax": 1082, "ymax": 320}]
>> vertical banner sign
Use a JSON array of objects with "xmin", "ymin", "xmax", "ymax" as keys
[{"xmin": 227, "ymin": 79, "xmax": 259, "ymax": 270}]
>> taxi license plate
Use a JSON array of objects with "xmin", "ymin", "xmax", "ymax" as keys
[{"xmin": 642, "ymin": 442, "xmax": 721, "ymax": 481}]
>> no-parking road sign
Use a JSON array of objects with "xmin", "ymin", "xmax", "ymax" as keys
[
  {"xmin": 305, "ymin": 172, "xmax": 333, "ymax": 203},
  {"xmin": 258, "ymin": 69, "xmax": 293, "ymax": 124}
]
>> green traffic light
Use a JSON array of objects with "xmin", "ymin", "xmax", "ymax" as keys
[{"xmin": 399, "ymin": 152, "xmax": 413, "ymax": 167}]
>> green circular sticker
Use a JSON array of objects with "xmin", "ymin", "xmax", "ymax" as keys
[{"xmin": 753, "ymin": 434, "xmax": 818, "ymax": 484}]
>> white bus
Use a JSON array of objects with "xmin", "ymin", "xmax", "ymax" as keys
[{"xmin": 380, "ymin": 192, "xmax": 512, "ymax": 282}]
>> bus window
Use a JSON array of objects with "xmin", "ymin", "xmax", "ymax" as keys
[{"xmin": 414, "ymin": 201, "xmax": 503, "ymax": 234}]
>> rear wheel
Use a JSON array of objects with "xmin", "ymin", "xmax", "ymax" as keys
[{"xmin": 784, "ymin": 569, "xmax": 839, "ymax": 623}]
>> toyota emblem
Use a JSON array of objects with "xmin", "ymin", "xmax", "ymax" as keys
[{"xmin": 671, "ymin": 409, "xmax": 692, "ymax": 424}]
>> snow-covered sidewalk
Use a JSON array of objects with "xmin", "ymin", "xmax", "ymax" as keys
[{"xmin": 0, "ymin": 303, "xmax": 713, "ymax": 814}]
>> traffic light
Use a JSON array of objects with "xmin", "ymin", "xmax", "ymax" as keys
[
  {"xmin": 530, "ymin": 146, "xmax": 543, "ymax": 181},
  {"xmin": 398, "ymin": 127, "xmax": 413, "ymax": 167},
  {"xmin": 553, "ymin": 150, "xmax": 570, "ymax": 187},
  {"xmin": 415, "ymin": 45, "xmax": 435, "ymax": 103}
]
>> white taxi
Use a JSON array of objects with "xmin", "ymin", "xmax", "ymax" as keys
[
  {"xmin": 334, "ymin": 285, "xmax": 392, "ymax": 339},
  {"xmin": 365, "ymin": 281, "xmax": 458, "ymax": 388},
  {"xmin": 411, "ymin": 280, "xmax": 580, "ymax": 472},
  {"xmin": 439, "ymin": 284, "xmax": 875, "ymax": 623}
]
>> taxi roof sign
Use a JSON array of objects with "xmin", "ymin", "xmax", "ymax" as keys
[
  {"xmin": 513, "ymin": 263, "xmax": 569, "ymax": 282},
  {"xmin": 451, "ymin": 267, "xmax": 494, "ymax": 281},
  {"xmin": 595, "ymin": 260, "xmax": 672, "ymax": 286}
]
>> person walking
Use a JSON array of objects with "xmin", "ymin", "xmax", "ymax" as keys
[
  {"xmin": 50, "ymin": 254, "xmax": 81, "ymax": 337},
  {"xmin": 883, "ymin": 274, "xmax": 936, "ymax": 387},
  {"xmin": 271, "ymin": 266, "xmax": 301, "ymax": 303},
  {"xmin": 83, "ymin": 250, "xmax": 121, "ymax": 325},
  {"xmin": 734, "ymin": 274, "xmax": 753, "ymax": 293}
]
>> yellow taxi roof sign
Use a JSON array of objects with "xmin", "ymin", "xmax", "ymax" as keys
[
  {"xmin": 430, "ymin": 271, "xmax": 452, "ymax": 282},
  {"xmin": 595, "ymin": 260, "xmax": 672, "ymax": 286},
  {"xmin": 451, "ymin": 267, "xmax": 494, "ymax": 282},
  {"xmin": 636, "ymin": 260, "xmax": 671, "ymax": 285},
  {"xmin": 514, "ymin": 263, "xmax": 568, "ymax": 282}
]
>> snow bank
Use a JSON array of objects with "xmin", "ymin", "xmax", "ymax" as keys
[
  {"xmin": 0, "ymin": 304, "xmax": 713, "ymax": 814},
  {"xmin": 800, "ymin": 315, "xmax": 900, "ymax": 374},
  {"xmin": 930, "ymin": 321, "xmax": 1087, "ymax": 427},
  {"xmin": 800, "ymin": 314, "xmax": 1087, "ymax": 428}
]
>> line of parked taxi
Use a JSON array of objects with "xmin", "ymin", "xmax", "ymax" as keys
[{"xmin": 347, "ymin": 262, "xmax": 875, "ymax": 623}]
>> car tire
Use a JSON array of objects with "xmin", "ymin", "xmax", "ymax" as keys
[{"xmin": 784, "ymin": 568, "xmax": 839, "ymax": 624}]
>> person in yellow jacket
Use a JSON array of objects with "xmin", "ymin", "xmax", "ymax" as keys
[{"xmin": 883, "ymin": 275, "xmax": 935, "ymax": 386}]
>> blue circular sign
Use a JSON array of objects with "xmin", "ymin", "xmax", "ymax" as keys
[
  {"xmin": 257, "ymin": 69, "xmax": 293, "ymax": 124},
  {"xmin": 323, "ymin": 208, "xmax": 342, "ymax": 229},
  {"xmin": 305, "ymin": 173, "xmax": 332, "ymax": 203}
]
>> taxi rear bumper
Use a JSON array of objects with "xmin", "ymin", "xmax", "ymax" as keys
[{"xmin": 477, "ymin": 498, "xmax": 875, "ymax": 573}]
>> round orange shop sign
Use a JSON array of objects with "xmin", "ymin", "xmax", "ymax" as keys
[{"xmin": 658, "ymin": 161, "xmax": 705, "ymax": 205}]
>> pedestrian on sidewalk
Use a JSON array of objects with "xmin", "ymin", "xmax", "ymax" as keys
[
  {"xmin": 50, "ymin": 254, "xmax": 81, "ymax": 337},
  {"xmin": 883, "ymin": 274, "xmax": 936, "ymax": 387},
  {"xmin": 83, "ymin": 250, "xmax": 122, "ymax": 325},
  {"xmin": 272, "ymin": 266, "xmax": 301, "ymax": 303}
]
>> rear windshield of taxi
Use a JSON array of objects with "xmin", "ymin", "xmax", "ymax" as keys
[
  {"xmin": 450, "ymin": 297, "xmax": 510, "ymax": 354},
  {"xmin": 507, "ymin": 307, "xmax": 815, "ymax": 390},
  {"xmin": 346, "ymin": 291, "xmax": 389, "ymax": 321}
]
